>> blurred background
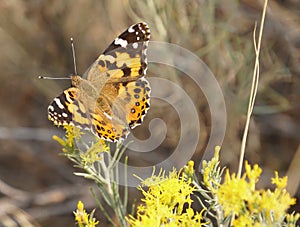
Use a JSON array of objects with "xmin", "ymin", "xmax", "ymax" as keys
[{"xmin": 0, "ymin": 0, "xmax": 299, "ymax": 226}]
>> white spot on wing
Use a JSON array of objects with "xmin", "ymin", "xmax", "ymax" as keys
[
  {"xmin": 132, "ymin": 42, "xmax": 138, "ymax": 49},
  {"xmin": 114, "ymin": 38, "xmax": 128, "ymax": 47},
  {"xmin": 48, "ymin": 105, "xmax": 54, "ymax": 111},
  {"xmin": 62, "ymin": 113, "xmax": 68, "ymax": 118},
  {"xmin": 54, "ymin": 98, "xmax": 65, "ymax": 109},
  {"xmin": 128, "ymin": 26, "xmax": 135, "ymax": 33}
]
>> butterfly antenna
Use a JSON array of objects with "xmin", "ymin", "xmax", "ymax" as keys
[
  {"xmin": 38, "ymin": 76, "xmax": 70, "ymax": 79},
  {"xmin": 70, "ymin": 37, "xmax": 78, "ymax": 75},
  {"xmin": 38, "ymin": 38, "xmax": 79, "ymax": 80}
]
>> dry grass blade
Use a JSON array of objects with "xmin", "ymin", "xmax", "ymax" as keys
[{"xmin": 237, "ymin": 0, "xmax": 268, "ymax": 179}]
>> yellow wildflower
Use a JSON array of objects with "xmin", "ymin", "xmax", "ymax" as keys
[
  {"xmin": 73, "ymin": 200, "xmax": 99, "ymax": 227},
  {"xmin": 140, "ymin": 168, "xmax": 166, "ymax": 186},
  {"xmin": 271, "ymin": 171, "xmax": 287, "ymax": 189},
  {"xmin": 260, "ymin": 187, "xmax": 296, "ymax": 223},
  {"xmin": 232, "ymin": 214, "xmax": 254, "ymax": 227},
  {"xmin": 286, "ymin": 213, "xmax": 300, "ymax": 226},
  {"xmin": 183, "ymin": 160, "xmax": 195, "ymax": 179},
  {"xmin": 216, "ymin": 170, "xmax": 251, "ymax": 216},
  {"xmin": 214, "ymin": 162, "xmax": 297, "ymax": 226},
  {"xmin": 246, "ymin": 190, "xmax": 262, "ymax": 215},
  {"xmin": 52, "ymin": 125, "xmax": 108, "ymax": 165},
  {"xmin": 245, "ymin": 161, "xmax": 262, "ymax": 191},
  {"xmin": 52, "ymin": 134, "xmax": 66, "ymax": 146},
  {"xmin": 258, "ymin": 171, "xmax": 296, "ymax": 223},
  {"xmin": 202, "ymin": 146, "xmax": 221, "ymax": 191},
  {"xmin": 64, "ymin": 125, "xmax": 82, "ymax": 147},
  {"xmin": 80, "ymin": 139, "xmax": 108, "ymax": 166},
  {"xmin": 52, "ymin": 125, "xmax": 83, "ymax": 152},
  {"xmin": 126, "ymin": 168, "xmax": 205, "ymax": 227}
]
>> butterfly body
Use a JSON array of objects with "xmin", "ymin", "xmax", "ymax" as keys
[{"xmin": 48, "ymin": 22, "xmax": 151, "ymax": 142}]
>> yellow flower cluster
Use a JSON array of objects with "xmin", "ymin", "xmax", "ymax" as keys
[
  {"xmin": 52, "ymin": 125, "xmax": 83, "ymax": 152},
  {"xmin": 183, "ymin": 160, "xmax": 195, "ymax": 179},
  {"xmin": 73, "ymin": 201, "xmax": 99, "ymax": 227},
  {"xmin": 202, "ymin": 146, "xmax": 222, "ymax": 191},
  {"xmin": 52, "ymin": 125, "xmax": 108, "ymax": 165},
  {"xmin": 126, "ymin": 168, "xmax": 205, "ymax": 227},
  {"xmin": 79, "ymin": 139, "xmax": 109, "ymax": 166},
  {"xmin": 216, "ymin": 161, "xmax": 297, "ymax": 226}
]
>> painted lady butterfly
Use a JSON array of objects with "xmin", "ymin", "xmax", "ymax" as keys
[{"xmin": 48, "ymin": 22, "xmax": 151, "ymax": 142}]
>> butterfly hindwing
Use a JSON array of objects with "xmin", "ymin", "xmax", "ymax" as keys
[{"xmin": 111, "ymin": 77, "xmax": 151, "ymax": 129}]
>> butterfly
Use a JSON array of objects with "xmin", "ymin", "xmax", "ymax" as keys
[{"xmin": 48, "ymin": 22, "xmax": 151, "ymax": 142}]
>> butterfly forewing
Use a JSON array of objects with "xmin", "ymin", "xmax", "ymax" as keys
[{"xmin": 83, "ymin": 22, "xmax": 150, "ymax": 82}]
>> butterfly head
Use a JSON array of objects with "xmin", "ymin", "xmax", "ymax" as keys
[{"xmin": 70, "ymin": 75, "xmax": 83, "ymax": 87}]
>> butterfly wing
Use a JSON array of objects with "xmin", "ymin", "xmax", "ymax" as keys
[
  {"xmin": 48, "ymin": 87, "xmax": 91, "ymax": 130},
  {"xmin": 107, "ymin": 77, "xmax": 151, "ymax": 129},
  {"xmin": 82, "ymin": 22, "xmax": 151, "ymax": 136},
  {"xmin": 83, "ymin": 22, "xmax": 150, "ymax": 82},
  {"xmin": 48, "ymin": 87, "xmax": 130, "ymax": 142}
]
